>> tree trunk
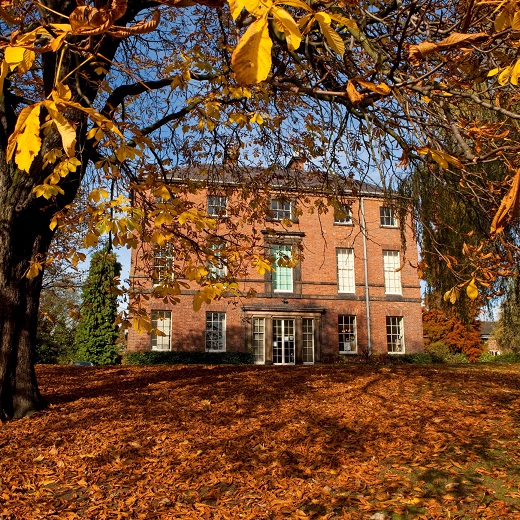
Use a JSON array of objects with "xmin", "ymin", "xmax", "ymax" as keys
[{"xmin": 0, "ymin": 191, "xmax": 57, "ymax": 419}]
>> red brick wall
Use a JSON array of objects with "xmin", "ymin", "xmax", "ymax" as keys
[{"xmin": 127, "ymin": 187, "xmax": 424, "ymax": 358}]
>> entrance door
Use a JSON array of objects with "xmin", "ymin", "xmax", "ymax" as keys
[{"xmin": 273, "ymin": 319, "xmax": 295, "ymax": 364}]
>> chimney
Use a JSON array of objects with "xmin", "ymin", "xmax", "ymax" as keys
[{"xmin": 287, "ymin": 154, "xmax": 306, "ymax": 171}]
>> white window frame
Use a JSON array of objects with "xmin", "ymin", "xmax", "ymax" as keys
[
  {"xmin": 153, "ymin": 246, "xmax": 174, "ymax": 285},
  {"xmin": 151, "ymin": 310, "xmax": 172, "ymax": 351},
  {"xmin": 272, "ymin": 244, "xmax": 294, "ymax": 292},
  {"xmin": 302, "ymin": 318, "xmax": 315, "ymax": 364},
  {"xmin": 270, "ymin": 199, "xmax": 293, "ymax": 221},
  {"xmin": 207, "ymin": 195, "xmax": 227, "ymax": 217},
  {"xmin": 387, "ymin": 316, "xmax": 404, "ymax": 353},
  {"xmin": 383, "ymin": 250, "xmax": 402, "ymax": 295},
  {"xmin": 207, "ymin": 245, "xmax": 227, "ymax": 279},
  {"xmin": 338, "ymin": 315, "xmax": 357, "ymax": 354},
  {"xmin": 334, "ymin": 205, "xmax": 353, "ymax": 225},
  {"xmin": 380, "ymin": 206, "xmax": 397, "ymax": 227},
  {"xmin": 252, "ymin": 317, "xmax": 265, "ymax": 364},
  {"xmin": 205, "ymin": 312, "xmax": 226, "ymax": 352},
  {"xmin": 337, "ymin": 248, "xmax": 355, "ymax": 293}
]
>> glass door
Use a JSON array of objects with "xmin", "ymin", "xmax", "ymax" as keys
[{"xmin": 272, "ymin": 319, "xmax": 295, "ymax": 364}]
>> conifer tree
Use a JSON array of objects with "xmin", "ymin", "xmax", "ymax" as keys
[
  {"xmin": 74, "ymin": 248, "xmax": 122, "ymax": 365},
  {"xmin": 493, "ymin": 278, "xmax": 520, "ymax": 354}
]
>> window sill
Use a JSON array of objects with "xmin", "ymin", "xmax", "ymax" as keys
[{"xmin": 339, "ymin": 351, "xmax": 357, "ymax": 355}]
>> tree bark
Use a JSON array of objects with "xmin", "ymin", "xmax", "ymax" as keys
[{"xmin": 0, "ymin": 193, "xmax": 56, "ymax": 419}]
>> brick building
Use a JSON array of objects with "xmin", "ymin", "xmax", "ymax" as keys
[{"xmin": 127, "ymin": 164, "xmax": 424, "ymax": 362}]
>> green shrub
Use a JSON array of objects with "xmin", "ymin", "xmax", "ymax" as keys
[
  {"xmin": 397, "ymin": 352, "xmax": 434, "ymax": 364},
  {"xmin": 446, "ymin": 353, "xmax": 469, "ymax": 363},
  {"xmin": 478, "ymin": 352, "xmax": 496, "ymax": 363},
  {"xmin": 124, "ymin": 351, "xmax": 253, "ymax": 365},
  {"xmin": 426, "ymin": 341, "xmax": 451, "ymax": 363},
  {"xmin": 495, "ymin": 352, "xmax": 520, "ymax": 362}
]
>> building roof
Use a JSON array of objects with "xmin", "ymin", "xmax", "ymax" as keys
[
  {"xmin": 161, "ymin": 163, "xmax": 386, "ymax": 198},
  {"xmin": 480, "ymin": 321, "xmax": 495, "ymax": 338}
]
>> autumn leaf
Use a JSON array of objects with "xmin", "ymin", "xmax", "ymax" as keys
[
  {"xmin": 408, "ymin": 32, "xmax": 487, "ymax": 66},
  {"xmin": 44, "ymin": 101, "xmax": 77, "ymax": 157},
  {"xmin": 466, "ymin": 278, "xmax": 478, "ymax": 300},
  {"xmin": 26, "ymin": 262, "xmax": 43, "ymax": 279},
  {"xmin": 232, "ymin": 15, "xmax": 273, "ymax": 85},
  {"xmin": 356, "ymin": 79, "xmax": 392, "ymax": 95},
  {"xmin": 315, "ymin": 12, "xmax": 344, "ymax": 56},
  {"xmin": 7, "ymin": 104, "xmax": 42, "ymax": 172},
  {"xmin": 346, "ymin": 80, "xmax": 363, "ymax": 104},
  {"xmin": 272, "ymin": 6, "xmax": 302, "ymax": 51},
  {"xmin": 417, "ymin": 147, "xmax": 463, "ymax": 169},
  {"xmin": 490, "ymin": 169, "xmax": 520, "ymax": 236}
]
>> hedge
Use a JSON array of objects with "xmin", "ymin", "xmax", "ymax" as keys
[{"xmin": 123, "ymin": 350, "xmax": 254, "ymax": 365}]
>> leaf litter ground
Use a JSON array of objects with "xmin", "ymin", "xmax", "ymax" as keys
[{"xmin": 1, "ymin": 363, "xmax": 520, "ymax": 519}]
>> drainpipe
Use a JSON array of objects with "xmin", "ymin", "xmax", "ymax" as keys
[{"xmin": 360, "ymin": 196, "xmax": 372, "ymax": 356}]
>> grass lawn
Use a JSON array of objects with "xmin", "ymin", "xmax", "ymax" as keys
[{"xmin": 1, "ymin": 363, "xmax": 520, "ymax": 519}]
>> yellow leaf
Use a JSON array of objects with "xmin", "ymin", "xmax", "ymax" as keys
[
  {"xmin": 50, "ymin": 31, "xmax": 68, "ymax": 52},
  {"xmin": 13, "ymin": 104, "xmax": 42, "ymax": 172},
  {"xmin": 252, "ymin": 254, "xmax": 273, "ymax": 274},
  {"xmin": 250, "ymin": 112, "xmax": 264, "ymax": 125},
  {"xmin": 466, "ymin": 279, "xmax": 478, "ymax": 300},
  {"xmin": 84, "ymin": 232, "xmax": 99, "ymax": 248},
  {"xmin": 228, "ymin": 0, "xmax": 246, "ymax": 19},
  {"xmin": 298, "ymin": 13, "xmax": 314, "ymax": 32},
  {"xmin": 232, "ymin": 15, "xmax": 273, "ymax": 86},
  {"xmin": 54, "ymin": 82, "xmax": 72, "ymax": 101},
  {"xmin": 511, "ymin": 59, "xmax": 520, "ymax": 85},
  {"xmin": 4, "ymin": 46, "xmax": 26, "ymax": 71},
  {"xmin": 0, "ymin": 60, "xmax": 8, "ymax": 94},
  {"xmin": 33, "ymin": 455, "xmax": 45, "ymax": 462},
  {"xmin": 418, "ymin": 147, "xmax": 463, "ymax": 169},
  {"xmin": 26, "ymin": 262, "xmax": 43, "ymax": 279},
  {"xmin": 495, "ymin": 8, "xmax": 511, "ymax": 32},
  {"xmin": 155, "ymin": 186, "xmax": 171, "ymax": 201},
  {"xmin": 317, "ymin": 17, "xmax": 345, "ymax": 56},
  {"xmin": 443, "ymin": 287, "xmax": 459, "ymax": 304},
  {"xmin": 487, "ymin": 67, "xmax": 500, "ymax": 77},
  {"xmin": 44, "ymin": 101, "xmax": 76, "ymax": 157},
  {"xmin": 272, "ymin": 6, "xmax": 302, "ymax": 51},
  {"xmin": 33, "ymin": 184, "xmax": 65, "ymax": 199},
  {"xmin": 193, "ymin": 292, "xmax": 204, "ymax": 312},
  {"xmin": 328, "ymin": 13, "xmax": 359, "ymax": 31},
  {"xmin": 315, "ymin": 12, "xmax": 331, "ymax": 24},
  {"xmin": 346, "ymin": 80, "xmax": 363, "ymax": 104},
  {"xmin": 513, "ymin": 11, "xmax": 520, "ymax": 30},
  {"xmin": 430, "ymin": 150, "xmax": 449, "ymax": 168},
  {"xmin": 498, "ymin": 66, "xmax": 512, "ymax": 86},
  {"xmin": 356, "ymin": 79, "xmax": 392, "ymax": 95},
  {"xmin": 133, "ymin": 316, "xmax": 153, "ymax": 333}
]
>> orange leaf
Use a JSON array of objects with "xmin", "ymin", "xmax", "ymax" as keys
[
  {"xmin": 346, "ymin": 80, "xmax": 363, "ymax": 104},
  {"xmin": 491, "ymin": 169, "xmax": 520, "ymax": 236}
]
